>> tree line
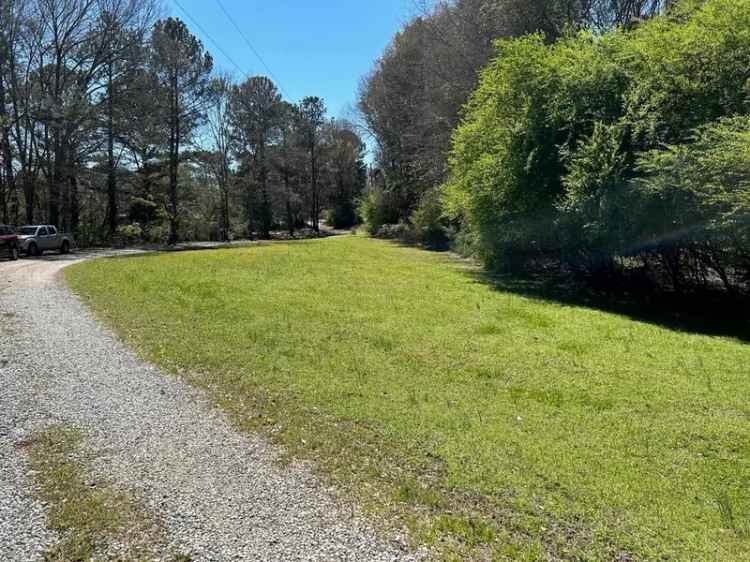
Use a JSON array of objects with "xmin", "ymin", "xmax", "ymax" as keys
[
  {"xmin": 0, "ymin": 0, "xmax": 366, "ymax": 245},
  {"xmin": 359, "ymin": 0, "xmax": 750, "ymax": 298},
  {"xmin": 357, "ymin": 0, "xmax": 669, "ymax": 232}
]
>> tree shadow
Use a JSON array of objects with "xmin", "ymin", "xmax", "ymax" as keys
[{"xmin": 467, "ymin": 267, "xmax": 750, "ymax": 344}]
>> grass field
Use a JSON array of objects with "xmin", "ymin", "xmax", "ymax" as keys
[{"xmin": 67, "ymin": 235, "xmax": 750, "ymax": 561}]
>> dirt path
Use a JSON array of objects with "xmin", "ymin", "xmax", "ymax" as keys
[{"xmin": 0, "ymin": 251, "xmax": 420, "ymax": 561}]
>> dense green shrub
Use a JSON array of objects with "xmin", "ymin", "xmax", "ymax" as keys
[
  {"xmin": 633, "ymin": 115, "xmax": 750, "ymax": 292},
  {"xmin": 447, "ymin": 0, "xmax": 750, "ymax": 291},
  {"xmin": 445, "ymin": 29, "xmax": 633, "ymax": 266},
  {"xmin": 128, "ymin": 196, "xmax": 170, "ymax": 243},
  {"xmin": 557, "ymin": 121, "xmax": 633, "ymax": 266},
  {"xmin": 411, "ymin": 188, "xmax": 451, "ymax": 249},
  {"xmin": 323, "ymin": 202, "xmax": 358, "ymax": 229},
  {"xmin": 359, "ymin": 185, "xmax": 402, "ymax": 234}
]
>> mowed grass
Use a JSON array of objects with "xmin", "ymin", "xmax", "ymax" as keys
[{"xmin": 67, "ymin": 236, "xmax": 750, "ymax": 561}]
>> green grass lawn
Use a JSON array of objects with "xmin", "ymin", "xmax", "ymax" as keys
[{"xmin": 67, "ymin": 236, "xmax": 750, "ymax": 561}]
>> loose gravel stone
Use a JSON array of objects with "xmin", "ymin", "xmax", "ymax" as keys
[
  {"xmin": 0, "ymin": 254, "xmax": 425, "ymax": 562},
  {"xmin": 0, "ymin": 306, "xmax": 58, "ymax": 562}
]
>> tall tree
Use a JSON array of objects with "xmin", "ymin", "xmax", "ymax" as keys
[
  {"xmin": 230, "ymin": 76, "xmax": 281, "ymax": 239},
  {"xmin": 272, "ymin": 101, "xmax": 303, "ymax": 236},
  {"xmin": 150, "ymin": 17, "xmax": 213, "ymax": 244},
  {"xmin": 2, "ymin": 0, "xmax": 42, "ymax": 224},
  {"xmin": 324, "ymin": 120, "xmax": 367, "ymax": 229},
  {"xmin": 34, "ymin": 0, "xmax": 99, "ymax": 229},
  {"xmin": 297, "ymin": 96, "xmax": 326, "ymax": 233},
  {"xmin": 99, "ymin": 0, "xmax": 156, "ymax": 239},
  {"xmin": 206, "ymin": 76, "xmax": 233, "ymax": 241},
  {"xmin": 0, "ymin": 0, "xmax": 19, "ymax": 223}
]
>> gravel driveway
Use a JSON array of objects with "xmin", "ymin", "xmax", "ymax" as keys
[{"xmin": 0, "ymin": 252, "xmax": 421, "ymax": 561}]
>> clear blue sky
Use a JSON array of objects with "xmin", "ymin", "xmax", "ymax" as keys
[{"xmin": 167, "ymin": 0, "xmax": 417, "ymax": 119}]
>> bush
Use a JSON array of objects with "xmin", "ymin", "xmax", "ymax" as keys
[
  {"xmin": 359, "ymin": 185, "xmax": 402, "ymax": 234},
  {"xmin": 373, "ymin": 222, "xmax": 416, "ymax": 243},
  {"xmin": 128, "ymin": 196, "xmax": 169, "ymax": 243},
  {"xmin": 115, "ymin": 223, "xmax": 144, "ymax": 246},
  {"xmin": 411, "ymin": 188, "xmax": 451, "ymax": 249},
  {"xmin": 446, "ymin": 0, "xmax": 750, "ymax": 291},
  {"xmin": 143, "ymin": 223, "xmax": 170, "ymax": 244},
  {"xmin": 324, "ymin": 202, "xmax": 358, "ymax": 229},
  {"xmin": 632, "ymin": 115, "xmax": 750, "ymax": 293},
  {"xmin": 556, "ymin": 121, "xmax": 634, "ymax": 267}
]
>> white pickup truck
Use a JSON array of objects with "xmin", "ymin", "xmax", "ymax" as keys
[{"xmin": 17, "ymin": 225, "xmax": 74, "ymax": 256}]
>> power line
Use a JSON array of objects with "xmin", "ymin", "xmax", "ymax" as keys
[
  {"xmin": 213, "ymin": 0, "xmax": 290, "ymax": 98},
  {"xmin": 171, "ymin": 0, "xmax": 252, "ymax": 79}
]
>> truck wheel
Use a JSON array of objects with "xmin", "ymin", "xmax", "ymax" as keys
[
  {"xmin": 28, "ymin": 243, "xmax": 40, "ymax": 257},
  {"xmin": 60, "ymin": 240, "xmax": 70, "ymax": 254},
  {"xmin": 10, "ymin": 246, "xmax": 18, "ymax": 261}
]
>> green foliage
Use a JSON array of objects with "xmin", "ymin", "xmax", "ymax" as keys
[
  {"xmin": 620, "ymin": 0, "xmax": 750, "ymax": 147},
  {"xmin": 128, "ymin": 196, "xmax": 170, "ymax": 243},
  {"xmin": 231, "ymin": 76, "xmax": 283, "ymax": 239},
  {"xmin": 447, "ymin": 0, "xmax": 750, "ymax": 290},
  {"xmin": 557, "ymin": 121, "xmax": 632, "ymax": 262},
  {"xmin": 636, "ymin": 115, "xmax": 750, "ymax": 237},
  {"xmin": 445, "ymin": 33, "xmax": 576, "ymax": 266},
  {"xmin": 116, "ymin": 223, "xmax": 144, "ymax": 245},
  {"xmin": 357, "ymin": 0, "xmax": 660, "ymax": 226},
  {"xmin": 323, "ymin": 203, "xmax": 357, "ymax": 229},
  {"xmin": 633, "ymin": 115, "xmax": 750, "ymax": 290},
  {"xmin": 325, "ymin": 122, "xmax": 368, "ymax": 229},
  {"xmin": 359, "ymin": 185, "xmax": 401, "ymax": 235},
  {"xmin": 410, "ymin": 188, "xmax": 450, "ymax": 249}
]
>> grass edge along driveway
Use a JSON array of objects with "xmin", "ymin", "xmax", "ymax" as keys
[{"xmin": 66, "ymin": 235, "xmax": 750, "ymax": 562}]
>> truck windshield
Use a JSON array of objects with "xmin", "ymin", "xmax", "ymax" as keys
[{"xmin": 19, "ymin": 227, "xmax": 37, "ymax": 235}]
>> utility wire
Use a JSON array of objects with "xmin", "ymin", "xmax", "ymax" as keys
[
  {"xmin": 213, "ymin": 0, "xmax": 290, "ymax": 98},
  {"xmin": 172, "ymin": 0, "xmax": 252, "ymax": 79}
]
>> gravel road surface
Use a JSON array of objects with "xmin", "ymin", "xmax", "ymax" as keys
[{"xmin": 0, "ymin": 251, "xmax": 421, "ymax": 561}]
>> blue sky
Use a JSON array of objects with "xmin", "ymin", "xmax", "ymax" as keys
[{"xmin": 167, "ymin": 0, "xmax": 417, "ymax": 120}]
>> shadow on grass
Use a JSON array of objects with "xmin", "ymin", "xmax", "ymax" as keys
[{"xmin": 467, "ymin": 267, "xmax": 750, "ymax": 344}]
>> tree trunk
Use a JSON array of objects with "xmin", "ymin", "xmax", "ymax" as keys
[
  {"xmin": 9, "ymin": 55, "xmax": 33, "ymax": 225},
  {"xmin": 284, "ymin": 171, "xmax": 294, "ymax": 237},
  {"xmin": 258, "ymin": 143, "xmax": 271, "ymax": 239},
  {"xmin": 0, "ymin": 173, "xmax": 6, "ymax": 224},
  {"xmin": 50, "ymin": 137, "xmax": 64, "ymax": 228},
  {"xmin": 0, "ymin": 71, "xmax": 15, "ymax": 224},
  {"xmin": 222, "ymin": 185, "xmax": 229, "ymax": 241},
  {"xmin": 70, "ymin": 172, "xmax": 79, "ymax": 237},
  {"xmin": 49, "ymin": 47, "xmax": 65, "ymax": 229},
  {"xmin": 168, "ymin": 70, "xmax": 179, "ymax": 244},
  {"xmin": 106, "ymin": 62, "xmax": 118, "ymax": 239},
  {"xmin": 217, "ymin": 159, "xmax": 229, "ymax": 242},
  {"xmin": 218, "ymin": 177, "xmax": 227, "ymax": 242},
  {"xmin": 311, "ymin": 143, "xmax": 319, "ymax": 233},
  {"xmin": 23, "ymin": 176, "xmax": 34, "ymax": 224}
]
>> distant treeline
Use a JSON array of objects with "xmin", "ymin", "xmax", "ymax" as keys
[
  {"xmin": 0, "ymin": 1, "xmax": 366, "ymax": 245},
  {"xmin": 360, "ymin": 0, "xmax": 750, "ymax": 297}
]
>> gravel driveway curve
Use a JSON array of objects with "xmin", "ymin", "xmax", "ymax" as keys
[{"xmin": 0, "ymin": 251, "xmax": 422, "ymax": 561}]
